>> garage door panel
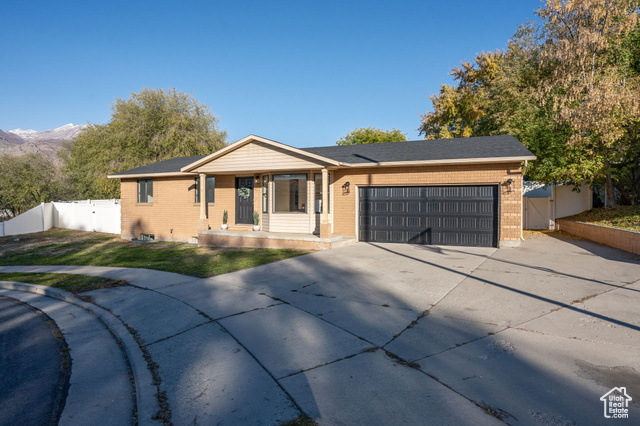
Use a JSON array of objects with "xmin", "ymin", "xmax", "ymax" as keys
[
  {"xmin": 405, "ymin": 216, "xmax": 421, "ymax": 227},
  {"xmin": 443, "ymin": 202, "xmax": 459, "ymax": 213},
  {"xmin": 425, "ymin": 187, "xmax": 441, "ymax": 198},
  {"xmin": 390, "ymin": 216, "xmax": 405, "ymax": 227},
  {"xmin": 407, "ymin": 202, "xmax": 421, "ymax": 213},
  {"xmin": 478, "ymin": 218, "xmax": 494, "ymax": 230},
  {"xmin": 374, "ymin": 216, "xmax": 389, "ymax": 227},
  {"xmin": 460, "ymin": 202, "xmax": 477, "ymax": 213},
  {"xmin": 390, "ymin": 202, "xmax": 405, "ymax": 212},
  {"xmin": 359, "ymin": 185, "xmax": 498, "ymax": 247},
  {"xmin": 443, "ymin": 217, "xmax": 459, "ymax": 228},
  {"xmin": 425, "ymin": 217, "xmax": 441, "ymax": 228},
  {"xmin": 373, "ymin": 202, "xmax": 389, "ymax": 212},
  {"xmin": 425, "ymin": 202, "xmax": 440, "ymax": 213}
]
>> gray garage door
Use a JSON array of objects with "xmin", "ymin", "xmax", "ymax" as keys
[{"xmin": 359, "ymin": 185, "xmax": 498, "ymax": 247}]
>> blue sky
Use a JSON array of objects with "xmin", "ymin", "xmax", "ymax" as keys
[{"xmin": 1, "ymin": 0, "xmax": 541, "ymax": 147}]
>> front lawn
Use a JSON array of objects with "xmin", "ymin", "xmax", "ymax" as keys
[
  {"xmin": 0, "ymin": 272, "xmax": 126, "ymax": 294},
  {"xmin": 0, "ymin": 228, "xmax": 309, "ymax": 278},
  {"xmin": 563, "ymin": 206, "xmax": 640, "ymax": 232}
]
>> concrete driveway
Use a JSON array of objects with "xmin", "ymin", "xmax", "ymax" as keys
[{"xmin": 2, "ymin": 233, "xmax": 639, "ymax": 425}]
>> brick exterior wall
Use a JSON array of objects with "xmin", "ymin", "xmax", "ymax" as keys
[
  {"xmin": 120, "ymin": 162, "xmax": 524, "ymax": 244},
  {"xmin": 557, "ymin": 219, "xmax": 640, "ymax": 255},
  {"xmin": 331, "ymin": 162, "xmax": 524, "ymax": 243},
  {"xmin": 121, "ymin": 175, "xmax": 237, "ymax": 242}
]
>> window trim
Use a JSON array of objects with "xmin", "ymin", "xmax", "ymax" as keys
[
  {"xmin": 137, "ymin": 179, "xmax": 153, "ymax": 204},
  {"xmin": 262, "ymin": 175, "xmax": 269, "ymax": 213},
  {"xmin": 314, "ymin": 173, "xmax": 330, "ymax": 214},
  {"xmin": 272, "ymin": 173, "xmax": 308, "ymax": 214},
  {"xmin": 195, "ymin": 176, "xmax": 216, "ymax": 204}
]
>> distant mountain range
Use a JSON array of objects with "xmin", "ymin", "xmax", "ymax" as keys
[{"xmin": 0, "ymin": 123, "xmax": 87, "ymax": 158}]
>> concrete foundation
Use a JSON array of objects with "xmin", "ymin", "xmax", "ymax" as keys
[{"xmin": 198, "ymin": 230, "xmax": 356, "ymax": 250}]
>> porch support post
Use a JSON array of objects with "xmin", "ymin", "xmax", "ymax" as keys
[
  {"xmin": 320, "ymin": 168, "xmax": 332, "ymax": 239},
  {"xmin": 199, "ymin": 173, "xmax": 207, "ymax": 220}
]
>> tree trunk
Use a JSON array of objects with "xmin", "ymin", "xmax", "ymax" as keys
[
  {"xmin": 605, "ymin": 161, "xmax": 617, "ymax": 208},
  {"xmin": 631, "ymin": 155, "xmax": 639, "ymax": 206}
]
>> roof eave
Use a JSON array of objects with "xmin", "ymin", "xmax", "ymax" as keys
[
  {"xmin": 345, "ymin": 156, "xmax": 537, "ymax": 168},
  {"xmin": 108, "ymin": 171, "xmax": 198, "ymax": 179}
]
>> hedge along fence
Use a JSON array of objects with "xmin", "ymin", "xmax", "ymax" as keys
[
  {"xmin": 556, "ymin": 219, "xmax": 640, "ymax": 255},
  {"xmin": 1, "ymin": 200, "xmax": 121, "ymax": 237}
]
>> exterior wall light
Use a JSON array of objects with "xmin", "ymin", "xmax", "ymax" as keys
[
  {"xmin": 505, "ymin": 178, "xmax": 514, "ymax": 193},
  {"xmin": 342, "ymin": 181, "xmax": 350, "ymax": 194}
]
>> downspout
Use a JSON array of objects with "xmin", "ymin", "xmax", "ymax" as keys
[{"xmin": 521, "ymin": 160, "xmax": 529, "ymax": 241}]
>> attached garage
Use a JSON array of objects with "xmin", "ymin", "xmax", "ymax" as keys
[{"xmin": 358, "ymin": 185, "xmax": 498, "ymax": 247}]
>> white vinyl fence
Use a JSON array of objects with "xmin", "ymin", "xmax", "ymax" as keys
[
  {"xmin": 1, "ymin": 200, "xmax": 120, "ymax": 237},
  {"xmin": 524, "ymin": 183, "xmax": 592, "ymax": 230}
]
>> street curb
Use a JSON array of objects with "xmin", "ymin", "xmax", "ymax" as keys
[{"xmin": 0, "ymin": 281, "xmax": 161, "ymax": 426}]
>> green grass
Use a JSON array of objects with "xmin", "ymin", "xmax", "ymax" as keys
[
  {"xmin": 0, "ymin": 228, "xmax": 309, "ymax": 278},
  {"xmin": 563, "ymin": 206, "xmax": 640, "ymax": 232},
  {"xmin": 0, "ymin": 272, "xmax": 127, "ymax": 294}
]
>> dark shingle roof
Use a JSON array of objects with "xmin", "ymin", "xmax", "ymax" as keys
[
  {"xmin": 110, "ymin": 135, "xmax": 534, "ymax": 177},
  {"xmin": 110, "ymin": 155, "xmax": 206, "ymax": 176},
  {"xmin": 301, "ymin": 135, "xmax": 534, "ymax": 164}
]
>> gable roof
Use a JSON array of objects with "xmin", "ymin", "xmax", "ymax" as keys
[
  {"xmin": 108, "ymin": 156, "xmax": 205, "ymax": 178},
  {"xmin": 108, "ymin": 134, "xmax": 535, "ymax": 178},
  {"xmin": 180, "ymin": 135, "xmax": 342, "ymax": 172},
  {"xmin": 302, "ymin": 135, "xmax": 535, "ymax": 165}
]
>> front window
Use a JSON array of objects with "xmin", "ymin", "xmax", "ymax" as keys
[
  {"xmin": 195, "ymin": 176, "xmax": 215, "ymax": 203},
  {"xmin": 137, "ymin": 180, "xmax": 153, "ymax": 203},
  {"xmin": 314, "ymin": 173, "xmax": 330, "ymax": 213},
  {"xmin": 273, "ymin": 174, "xmax": 307, "ymax": 213}
]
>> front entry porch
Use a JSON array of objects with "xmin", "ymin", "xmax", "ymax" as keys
[{"xmin": 197, "ymin": 229, "xmax": 356, "ymax": 251}]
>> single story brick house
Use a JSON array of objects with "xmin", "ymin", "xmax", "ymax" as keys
[{"xmin": 109, "ymin": 134, "xmax": 535, "ymax": 249}]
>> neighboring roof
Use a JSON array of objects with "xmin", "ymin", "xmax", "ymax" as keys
[
  {"xmin": 523, "ymin": 182, "xmax": 552, "ymax": 198},
  {"xmin": 108, "ymin": 156, "xmax": 205, "ymax": 178},
  {"xmin": 302, "ymin": 135, "xmax": 535, "ymax": 165},
  {"xmin": 109, "ymin": 135, "xmax": 535, "ymax": 178}
]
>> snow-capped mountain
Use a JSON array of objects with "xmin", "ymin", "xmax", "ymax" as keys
[
  {"xmin": 0, "ymin": 123, "xmax": 87, "ymax": 161},
  {"xmin": 8, "ymin": 123, "xmax": 87, "ymax": 143}
]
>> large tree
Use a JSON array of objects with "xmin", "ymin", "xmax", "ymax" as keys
[
  {"xmin": 418, "ymin": 51, "xmax": 505, "ymax": 139},
  {"xmin": 0, "ymin": 153, "xmax": 67, "ymax": 218},
  {"xmin": 418, "ymin": 1, "xmax": 640, "ymax": 205},
  {"xmin": 336, "ymin": 127, "xmax": 407, "ymax": 145},
  {"xmin": 61, "ymin": 88, "xmax": 227, "ymax": 199},
  {"xmin": 536, "ymin": 0, "xmax": 640, "ymax": 206}
]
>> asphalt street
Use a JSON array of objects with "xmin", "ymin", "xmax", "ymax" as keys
[{"xmin": 0, "ymin": 296, "xmax": 69, "ymax": 426}]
